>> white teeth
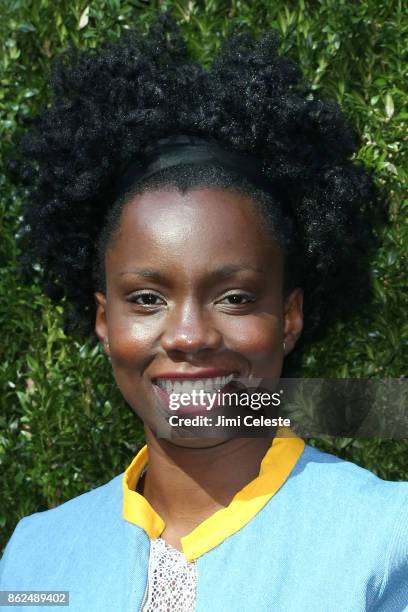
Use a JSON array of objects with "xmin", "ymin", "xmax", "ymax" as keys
[
  {"xmin": 155, "ymin": 374, "xmax": 235, "ymax": 394},
  {"xmin": 204, "ymin": 379, "xmax": 213, "ymax": 392}
]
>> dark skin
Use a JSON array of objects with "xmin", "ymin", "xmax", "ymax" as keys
[{"xmin": 94, "ymin": 187, "xmax": 303, "ymax": 550}]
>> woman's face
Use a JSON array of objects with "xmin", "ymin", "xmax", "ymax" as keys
[{"xmin": 94, "ymin": 187, "xmax": 303, "ymax": 445}]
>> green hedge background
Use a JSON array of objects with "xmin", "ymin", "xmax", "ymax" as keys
[{"xmin": 1, "ymin": 0, "xmax": 407, "ymax": 553}]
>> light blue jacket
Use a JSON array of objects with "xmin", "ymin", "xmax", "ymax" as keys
[{"xmin": 1, "ymin": 440, "xmax": 408, "ymax": 611}]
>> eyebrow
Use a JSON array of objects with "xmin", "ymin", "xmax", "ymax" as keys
[
  {"xmin": 118, "ymin": 264, "xmax": 265, "ymax": 281},
  {"xmin": 119, "ymin": 268, "xmax": 166, "ymax": 281}
]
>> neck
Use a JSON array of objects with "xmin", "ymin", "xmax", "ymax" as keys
[{"xmin": 141, "ymin": 427, "xmax": 274, "ymax": 547}]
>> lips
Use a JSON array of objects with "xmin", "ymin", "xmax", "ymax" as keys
[
  {"xmin": 151, "ymin": 368, "xmax": 240, "ymax": 379},
  {"xmin": 151, "ymin": 371, "xmax": 240, "ymax": 416}
]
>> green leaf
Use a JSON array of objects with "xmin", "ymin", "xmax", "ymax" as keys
[
  {"xmin": 384, "ymin": 93, "xmax": 394, "ymax": 119},
  {"xmin": 79, "ymin": 6, "xmax": 90, "ymax": 30}
]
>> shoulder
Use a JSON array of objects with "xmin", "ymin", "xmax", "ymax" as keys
[
  {"xmin": 0, "ymin": 473, "xmax": 124, "ymax": 587},
  {"xmin": 295, "ymin": 444, "xmax": 408, "ymax": 610},
  {"xmin": 297, "ymin": 442, "xmax": 408, "ymax": 503},
  {"xmin": 293, "ymin": 443, "xmax": 408, "ymax": 526},
  {"xmin": 13, "ymin": 471, "xmax": 123, "ymax": 531}
]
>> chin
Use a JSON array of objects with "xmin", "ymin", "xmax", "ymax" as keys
[{"xmin": 158, "ymin": 435, "xmax": 238, "ymax": 450}]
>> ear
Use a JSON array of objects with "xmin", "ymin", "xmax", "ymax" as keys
[
  {"xmin": 94, "ymin": 291, "xmax": 110, "ymax": 356},
  {"xmin": 283, "ymin": 288, "xmax": 303, "ymax": 355}
]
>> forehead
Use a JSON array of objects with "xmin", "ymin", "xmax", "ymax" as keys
[{"xmin": 106, "ymin": 187, "xmax": 282, "ymax": 276}]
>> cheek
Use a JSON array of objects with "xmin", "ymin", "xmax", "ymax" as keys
[
  {"xmin": 223, "ymin": 313, "xmax": 282, "ymax": 363},
  {"xmin": 107, "ymin": 317, "xmax": 157, "ymax": 417},
  {"xmin": 107, "ymin": 312, "xmax": 159, "ymax": 368},
  {"xmin": 226, "ymin": 313, "xmax": 283, "ymax": 379}
]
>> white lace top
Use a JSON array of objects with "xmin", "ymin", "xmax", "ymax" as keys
[{"xmin": 142, "ymin": 537, "xmax": 197, "ymax": 611}]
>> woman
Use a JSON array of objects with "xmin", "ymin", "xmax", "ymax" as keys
[{"xmin": 1, "ymin": 12, "xmax": 407, "ymax": 611}]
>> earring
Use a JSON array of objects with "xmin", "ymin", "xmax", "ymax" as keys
[
  {"xmin": 104, "ymin": 339, "xmax": 110, "ymax": 350},
  {"xmin": 283, "ymin": 341, "xmax": 286, "ymax": 351}
]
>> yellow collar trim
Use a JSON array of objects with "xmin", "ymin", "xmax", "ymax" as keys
[
  {"xmin": 122, "ymin": 445, "xmax": 165, "ymax": 539},
  {"xmin": 122, "ymin": 427, "xmax": 305, "ymax": 561}
]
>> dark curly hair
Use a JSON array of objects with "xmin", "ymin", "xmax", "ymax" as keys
[{"xmin": 15, "ymin": 11, "xmax": 384, "ymax": 368}]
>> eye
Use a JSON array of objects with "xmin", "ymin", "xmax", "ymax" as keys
[
  {"xmin": 128, "ymin": 291, "xmax": 166, "ymax": 307},
  {"xmin": 217, "ymin": 292, "xmax": 256, "ymax": 305}
]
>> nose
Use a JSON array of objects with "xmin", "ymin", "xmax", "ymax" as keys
[{"xmin": 160, "ymin": 300, "xmax": 222, "ymax": 356}]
